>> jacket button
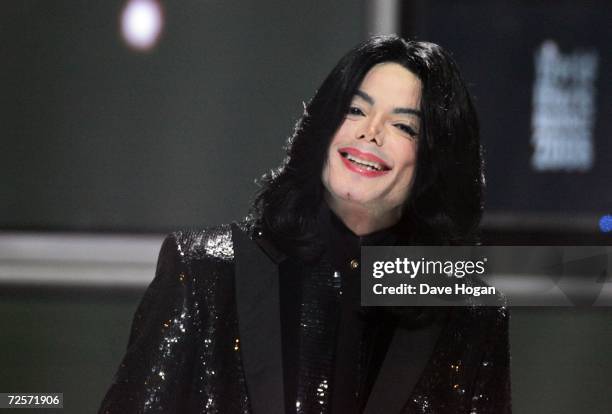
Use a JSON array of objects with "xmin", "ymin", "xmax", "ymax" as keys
[{"xmin": 350, "ymin": 259, "xmax": 359, "ymax": 270}]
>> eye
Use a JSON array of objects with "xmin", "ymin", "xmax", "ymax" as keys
[
  {"xmin": 394, "ymin": 123, "xmax": 418, "ymax": 138},
  {"xmin": 347, "ymin": 106, "xmax": 365, "ymax": 117}
]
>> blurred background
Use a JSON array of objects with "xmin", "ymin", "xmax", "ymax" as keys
[{"xmin": 1, "ymin": 0, "xmax": 611, "ymax": 412}]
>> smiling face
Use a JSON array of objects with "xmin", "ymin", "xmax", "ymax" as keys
[{"xmin": 321, "ymin": 62, "xmax": 422, "ymax": 225}]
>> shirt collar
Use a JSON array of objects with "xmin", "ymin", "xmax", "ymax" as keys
[{"xmin": 318, "ymin": 202, "xmax": 400, "ymax": 270}]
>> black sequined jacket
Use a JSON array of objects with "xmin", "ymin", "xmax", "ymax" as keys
[{"xmin": 99, "ymin": 223, "xmax": 511, "ymax": 414}]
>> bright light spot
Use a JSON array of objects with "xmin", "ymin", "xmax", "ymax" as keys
[
  {"xmin": 120, "ymin": 0, "xmax": 164, "ymax": 51},
  {"xmin": 599, "ymin": 215, "xmax": 612, "ymax": 233}
]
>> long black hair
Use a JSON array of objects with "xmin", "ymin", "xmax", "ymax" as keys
[{"xmin": 252, "ymin": 35, "xmax": 484, "ymax": 260}]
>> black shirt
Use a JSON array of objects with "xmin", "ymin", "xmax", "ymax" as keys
[{"xmin": 279, "ymin": 205, "xmax": 400, "ymax": 413}]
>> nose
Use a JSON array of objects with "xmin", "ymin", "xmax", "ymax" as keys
[{"xmin": 357, "ymin": 116, "xmax": 384, "ymax": 146}]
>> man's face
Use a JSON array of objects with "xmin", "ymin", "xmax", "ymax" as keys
[{"xmin": 321, "ymin": 62, "xmax": 422, "ymax": 218}]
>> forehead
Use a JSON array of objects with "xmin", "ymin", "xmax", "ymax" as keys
[{"xmin": 357, "ymin": 62, "xmax": 422, "ymax": 106}]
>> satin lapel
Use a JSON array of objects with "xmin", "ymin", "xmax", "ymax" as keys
[
  {"xmin": 363, "ymin": 321, "xmax": 445, "ymax": 413},
  {"xmin": 232, "ymin": 224, "xmax": 285, "ymax": 414}
]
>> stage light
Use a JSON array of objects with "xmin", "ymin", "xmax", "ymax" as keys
[
  {"xmin": 599, "ymin": 215, "xmax": 612, "ymax": 233},
  {"xmin": 120, "ymin": 0, "xmax": 164, "ymax": 52}
]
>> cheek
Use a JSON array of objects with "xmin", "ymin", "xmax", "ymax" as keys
[
  {"xmin": 329, "ymin": 119, "xmax": 358, "ymax": 148},
  {"xmin": 323, "ymin": 122, "xmax": 352, "ymax": 181},
  {"xmin": 321, "ymin": 149, "xmax": 339, "ymax": 191},
  {"xmin": 392, "ymin": 138, "xmax": 417, "ymax": 167},
  {"xmin": 390, "ymin": 142, "xmax": 418, "ymax": 191}
]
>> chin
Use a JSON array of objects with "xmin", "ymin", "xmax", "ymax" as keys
[
  {"xmin": 323, "ymin": 167, "xmax": 388, "ymax": 207},
  {"xmin": 331, "ymin": 185, "xmax": 379, "ymax": 206}
]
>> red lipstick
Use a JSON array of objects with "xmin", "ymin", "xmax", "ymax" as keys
[{"xmin": 338, "ymin": 147, "xmax": 391, "ymax": 178}]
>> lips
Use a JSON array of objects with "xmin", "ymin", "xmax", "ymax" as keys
[
  {"xmin": 338, "ymin": 147, "xmax": 391, "ymax": 171},
  {"xmin": 338, "ymin": 147, "xmax": 391, "ymax": 177}
]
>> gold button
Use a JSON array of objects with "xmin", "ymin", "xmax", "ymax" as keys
[{"xmin": 350, "ymin": 259, "xmax": 359, "ymax": 270}]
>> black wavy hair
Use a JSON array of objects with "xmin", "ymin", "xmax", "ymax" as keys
[{"xmin": 252, "ymin": 35, "xmax": 484, "ymax": 260}]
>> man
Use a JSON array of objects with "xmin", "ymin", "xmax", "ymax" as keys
[{"xmin": 99, "ymin": 35, "xmax": 510, "ymax": 414}]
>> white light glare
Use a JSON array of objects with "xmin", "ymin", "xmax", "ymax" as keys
[{"xmin": 120, "ymin": 0, "xmax": 164, "ymax": 51}]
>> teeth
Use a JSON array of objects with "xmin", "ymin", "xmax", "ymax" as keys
[{"xmin": 343, "ymin": 153, "xmax": 384, "ymax": 171}]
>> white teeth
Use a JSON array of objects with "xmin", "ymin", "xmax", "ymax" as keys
[{"xmin": 343, "ymin": 153, "xmax": 384, "ymax": 171}]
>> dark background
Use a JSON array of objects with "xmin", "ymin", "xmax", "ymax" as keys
[
  {"xmin": 403, "ymin": 0, "xmax": 611, "ymax": 216},
  {"xmin": 2, "ymin": 0, "xmax": 364, "ymax": 232}
]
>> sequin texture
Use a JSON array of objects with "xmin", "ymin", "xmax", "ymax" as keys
[
  {"xmin": 98, "ymin": 224, "xmax": 511, "ymax": 413},
  {"xmin": 99, "ymin": 226, "xmax": 251, "ymax": 413}
]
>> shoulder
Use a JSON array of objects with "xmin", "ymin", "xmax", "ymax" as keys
[
  {"xmin": 451, "ymin": 305, "xmax": 509, "ymax": 331},
  {"xmin": 162, "ymin": 216, "xmax": 259, "ymax": 264},
  {"xmin": 162, "ymin": 224, "xmax": 236, "ymax": 266}
]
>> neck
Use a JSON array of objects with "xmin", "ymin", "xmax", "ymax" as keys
[{"xmin": 324, "ymin": 194, "xmax": 401, "ymax": 236}]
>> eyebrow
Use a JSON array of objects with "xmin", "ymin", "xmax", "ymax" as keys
[{"xmin": 355, "ymin": 89, "xmax": 422, "ymax": 118}]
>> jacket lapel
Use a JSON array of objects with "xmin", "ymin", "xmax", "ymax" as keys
[
  {"xmin": 231, "ymin": 222, "xmax": 444, "ymax": 413},
  {"xmin": 363, "ymin": 320, "xmax": 445, "ymax": 413},
  {"xmin": 232, "ymin": 224, "xmax": 285, "ymax": 414}
]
